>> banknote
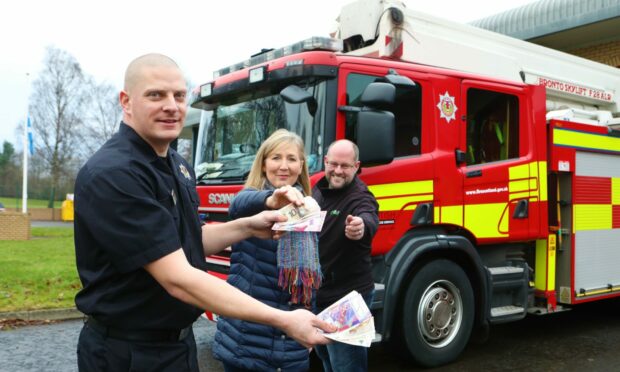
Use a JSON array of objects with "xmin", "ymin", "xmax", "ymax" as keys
[
  {"xmin": 317, "ymin": 290, "xmax": 375, "ymax": 347},
  {"xmin": 272, "ymin": 196, "xmax": 325, "ymax": 231},
  {"xmin": 272, "ymin": 211, "xmax": 326, "ymax": 232},
  {"xmin": 324, "ymin": 317, "xmax": 375, "ymax": 347},
  {"xmin": 276, "ymin": 196, "xmax": 320, "ymax": 221}
]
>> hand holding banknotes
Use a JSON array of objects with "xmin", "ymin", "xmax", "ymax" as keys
[
  {"xmin": 266, "ymin": 185, "xmax": 305, "ymax": 210},
  {"xmin": 317, "ymin": 291, "xmax": 376, "ymax": 347},
  {"xmin": 272, "ymin": 196, "xmax": 326, "ymax": 232}
]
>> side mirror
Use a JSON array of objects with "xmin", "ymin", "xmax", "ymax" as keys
[
  {"xmin": 355, "ymin": 82, "xmax": 396, "ymax": 166},
  {"xmin": 280, "ymin": 85, "xmax": 317, "ymax": 116},
  {"xmin": 383, "ymin": 69, "xmax": 416, "ymax": 88},
  {"xmin": 357, "ymin": 109, "xmax": 395, "ymax": 166},
  {"xmin": 360, "ymin": 82, "xmax": 395, "ymax": 108}
]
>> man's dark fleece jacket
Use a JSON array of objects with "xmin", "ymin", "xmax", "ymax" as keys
[{"xmin": 312, "ymin": 176, "xmax": 379, "ymax": 309}]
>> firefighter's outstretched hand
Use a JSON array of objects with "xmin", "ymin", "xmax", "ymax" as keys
[
  {"xmin": 279, "ymin": 309, "xmax": 336, "ymax": 348},
  {"xmin": 345, "ymin": 214, "xmax": 365, "ymax": 240},
  {"xmin": 247, "ymin": 210, "xmax": 287, "ymax": 239}
]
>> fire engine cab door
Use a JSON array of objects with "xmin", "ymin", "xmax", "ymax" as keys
[
  {"xmin": 460, "ymin": 81, "xmax": 533, "ymax": 242},
  {"xmin": 338, "ymin": 65, "xmax": 432, "ymax": 254}
]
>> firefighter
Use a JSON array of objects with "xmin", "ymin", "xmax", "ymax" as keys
[{"xmin": 73, "ymin": 53, "xmax": 334, "ymax": 372}]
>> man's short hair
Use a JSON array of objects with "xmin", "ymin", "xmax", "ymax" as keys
[{"xmin": 124, "ymin": 53, "xmax": 180, "ymax": 91}]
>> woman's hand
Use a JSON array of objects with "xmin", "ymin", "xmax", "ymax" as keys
[{"xmin": 265, "ymin": 185, "xmax": 305, "ymax": 210}]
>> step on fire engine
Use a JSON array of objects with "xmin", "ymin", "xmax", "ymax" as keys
[{"xmin": 191, "ymin": 0, "xmax": 620, "ymax": 367}]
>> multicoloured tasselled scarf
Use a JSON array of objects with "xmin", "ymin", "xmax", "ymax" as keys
[
  {"xmin": 264, "ymin": 181, "xmax": 322, "ymax": 307},
  {"xmin": 277, "ymin": 231, "xmax": 321, "ymax": 307}
]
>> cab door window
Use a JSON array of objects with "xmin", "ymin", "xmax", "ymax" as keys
[
  {"xmin": 345, "ymin": 73, "xmax": 422, "ymax": 157},
  {"xmin": 466, "ymin": 89, "xmax": 519, "ymax": 165}
]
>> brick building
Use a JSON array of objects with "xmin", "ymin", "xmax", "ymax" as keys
[
  {"xmin": 0, "ymin": 211, "xmax": 30, "ymax": 240},
  {"xmin": 471, "ymin": 0, "xmax": 620, "ymax": 68}
]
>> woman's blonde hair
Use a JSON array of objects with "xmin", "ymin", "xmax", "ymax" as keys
[{"xmin": 245, "ymin": 129, "xmax": 311, "ymax": 195}]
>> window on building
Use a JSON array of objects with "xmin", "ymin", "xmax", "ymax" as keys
[{"xmin": 466, "ymin": 89, "xmax": 519, "ymax": 165}]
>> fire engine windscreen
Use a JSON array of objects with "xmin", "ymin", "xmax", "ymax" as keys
[{"xmin": 195, "ymin": 81, "xmax": 327, "ymax": 183}]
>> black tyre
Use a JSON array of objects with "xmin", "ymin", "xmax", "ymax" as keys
[{"xmin": 401, "ymin": 259, "xmax": 474, "ymax": 367}]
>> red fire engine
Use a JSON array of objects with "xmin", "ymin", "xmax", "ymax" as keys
[{"xmin": 190, "ymin": 0, "xmax": 620, "ymax": 367}]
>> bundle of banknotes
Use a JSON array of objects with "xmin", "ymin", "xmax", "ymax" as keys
[
  {"xmin": 317, "ymin": 290, "xmax": 376, "ymax": 347},
  {"xmin": 272, "ymin": 196, "xmax": 327, "ymax": 232}
]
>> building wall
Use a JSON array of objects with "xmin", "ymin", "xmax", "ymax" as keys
[
  {"xmin": 0, "ymin": 212, "xmax": 31, "ymax": 240},
  {"xmin": 568, "ymin": 40, "xmax": 620, "ymax": 68},
  {"xmin": 3, "ymin": 208, "xmax": 62, "ymax": 221}
]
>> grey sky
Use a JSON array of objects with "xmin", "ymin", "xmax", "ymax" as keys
[{"xmin": 0, "ymin": 0, "xmax": 538, "ymax": 148}]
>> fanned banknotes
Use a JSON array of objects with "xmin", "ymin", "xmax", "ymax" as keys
[
  {"xmin": 272, "ymin": 196, "xmax": 327, "ymax": 232},
  {"xmin": 317, "ymin": 290, "xmax": 376, "ymax": 347}
]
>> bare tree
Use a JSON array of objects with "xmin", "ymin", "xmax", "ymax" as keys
[
  {"xmin": 81, "ymin": 80, "xmax": 122, "ymax": 157},
  {"xmin": 29, "ymin": 46, "xmax": 88, "ymax": 207}
]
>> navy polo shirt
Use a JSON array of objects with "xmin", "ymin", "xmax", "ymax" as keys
[{"xmin": 74, "ymin": 122, "xmax": 206, "ymax": 330}]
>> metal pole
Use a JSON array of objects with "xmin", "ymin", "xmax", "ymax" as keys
[{"xmin": 22, "ymin": 72, "xmax": 29, "ymax": 214}]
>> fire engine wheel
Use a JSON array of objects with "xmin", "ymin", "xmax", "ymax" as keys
[{"xmin": 401, "ymin": 259, "xmax": 474, "ymax": 367}]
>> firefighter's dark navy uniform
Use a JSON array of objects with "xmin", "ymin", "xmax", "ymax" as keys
[{"xmin": 74, "ymin": 122, "xmax": 205, "ymax": 371}]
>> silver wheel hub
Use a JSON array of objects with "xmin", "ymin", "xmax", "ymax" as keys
[{"xmin": 417, "ymin": 280, "xmax": 463, "ymax": 348}]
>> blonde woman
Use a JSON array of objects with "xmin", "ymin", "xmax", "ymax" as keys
[{"xmin": 213, "ymin": 129, "xmax": 321, "ymax": 372}]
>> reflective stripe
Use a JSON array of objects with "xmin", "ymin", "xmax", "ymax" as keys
[
  {"xmin": 508, "ymin": 161, "xmax": 546, "ymax": 202},
  {"xmin": 438, "ymin": 205, "xmax": 463, "ymax": 225},
  {"xmin": 464, "ymin": 203, "xmax": 508, "ymax": 238},
  {"xmin": 534, "ymin": 235, "xmax": 556, "ymax": 293},
  {"xmin": 574, "ymin": 204, "xmax": 612, "ymax": 231},
  {"xmin": 509, "ymin": 191, "xmax": 530, "ymax": 200},
  {"xmin": 509, "ymin": 179, "xmax": 529, "ymax": 193},
  {"xmin": 613, "ymin": 178, "xmax": 620, "ymax": 205},
  {"xmin": 376, "ymin": 194, "xmax": 432, "ymax": 211},
  {"xmin": 509, "ymin": 163, "xmax": 528, "ymax": 180},
  {"xmin": 534, "ymin": 239, "xmax": 547, "ymax": 292},
  {"xmin": 554, "ymin": 128, "xmax": 620, "ymax": 154},
  {"xmin": 536, "ymin": 161, "xmax": 548, "ymax": 202},
  {"xmin": 369, "ymin": 180, "xmax": 433, "ymax": 198},
  {"xmin": 369, "ymin": 180, "xmax": 433, "ymax": 212}
]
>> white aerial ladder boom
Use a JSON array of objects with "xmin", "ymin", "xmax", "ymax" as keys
[{"xmin": 334, "ymin": 0, "xmax": 620, "ymax": 123}]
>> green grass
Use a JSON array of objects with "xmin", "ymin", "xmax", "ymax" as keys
[
  {"xmin": 0, "ymin": 197, "xmax": 62, "ymax": 209},
  {"xmin": 0, "ymin": 227, "xmax": 81, "ymax": 312}
]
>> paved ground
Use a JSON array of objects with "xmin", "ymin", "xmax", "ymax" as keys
[
  {"xmin": 30, "ymin": 221, "xmax": 73, "ymax": 228},
  {"xmin": 0, "ymin": 316, "xmax": 224, "ymax": 372},
  {"xmin": 2, "ymin": 298, "xmax": 620, "ymax": 371},
  {"xmin": 8, "ymin": 221, "xmax": 620, "ymax": 370}
]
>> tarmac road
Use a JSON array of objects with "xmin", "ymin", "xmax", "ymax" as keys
[
  {"xmin": 2, "ymin": 298, "xmax": 620, "ymax": 371},
  {"xmin": 30, "ymin": 221, "xmax": 73, "ymax": 228},
  {"xmin": 362, "ymin": 297, "xmax": 620, "ymax": 372},
  {"xmin": 0, "ymin": 316, "xmax": 223, "ymax": 372},
  {"xmin": 14, "ymin": 224, "xmax": 620, "ymax": 370}
]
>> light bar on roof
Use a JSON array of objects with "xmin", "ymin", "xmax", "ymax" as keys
[
  {"xmin": 200, "ymin": 83, "xmax": 213, "ymax": 98},
  {"xmin": 213, "ymin": 36, "xmax": 343, "ymax": 79},
  {"xmin": 249, "ymin": 66, "xmax": 266, "ymax": 83}
]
